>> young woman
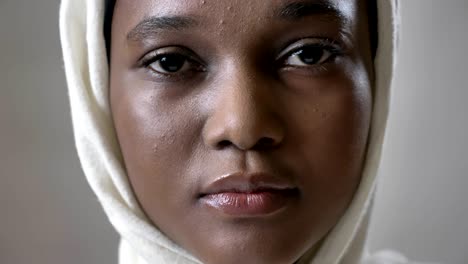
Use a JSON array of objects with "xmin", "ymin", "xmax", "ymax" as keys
[{"xmin": 59, "ymin": 0, "xmax": 415, "ymax": 263}]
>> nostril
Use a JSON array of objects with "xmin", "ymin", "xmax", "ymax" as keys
[
  {"xmin": 217, "ymin": 140, "xmax": 232, "ymax": 149},
  {"xmin": 215, "ymin": 138, "xmax": 276, "ymax": 150},
  {"xmin": 255, "ymin": 137, "xmax": 276, "ymax": 150}
]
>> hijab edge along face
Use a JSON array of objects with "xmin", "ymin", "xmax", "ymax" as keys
[{"xmin": 59, "ymin": 0, "xmax": 399, "ymax": 263}]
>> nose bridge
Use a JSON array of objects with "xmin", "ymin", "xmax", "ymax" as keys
[{"xmin": 203, "ymin": 62, "xmax": 284, "ymax": 150}]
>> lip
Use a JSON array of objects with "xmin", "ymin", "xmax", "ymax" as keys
[{"xmin": 199, "ymin": 172, "xmax": 298, "ymax": 217}]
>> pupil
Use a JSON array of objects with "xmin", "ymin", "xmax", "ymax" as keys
[
  {"xmin": 298, "ymin": 48, "xmax": 323, "ymax": 64},
  {"xmin": 160, "ymin": 55, "xmax": 185, "ymax": 72}
]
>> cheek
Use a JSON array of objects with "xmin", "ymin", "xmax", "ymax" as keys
[
  {"xmin": 110, "ymin": 81, "xmax": 203, "ymax": 216},
  {"xmin": 280, "ymin": 62, "xmax": 372, "ymax": 210}
]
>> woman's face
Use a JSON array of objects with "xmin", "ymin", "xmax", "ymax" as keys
[{"xmin": 110, "ymin": 0, "xmax": 373, "ymax": 263}]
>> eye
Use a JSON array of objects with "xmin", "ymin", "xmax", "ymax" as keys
[
  {"xmin": 140, "ymin": 47, "xmax": 206, "ymax": 77},
  {"xmin": 278, "ymin": 38, "xmax": 343, "ymax": 69},
  {"xmin": 149, "ymin": 53, "xmax": 193, "ymax": 74},
  {"xmin": 285, "ymin": 46, "xmax": 333, "ymax": 67}
]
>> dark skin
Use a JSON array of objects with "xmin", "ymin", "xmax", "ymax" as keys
[{"xmin": 110, "ymin": 0, "xmax": 374, "ymax": 263}]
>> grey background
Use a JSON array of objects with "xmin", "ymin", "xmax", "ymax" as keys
[{"xmin": 0, "ymin": 0, "xmax": 467, "ymax": 263}]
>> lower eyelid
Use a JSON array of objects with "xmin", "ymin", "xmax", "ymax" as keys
[
  {"xmin": 279, "ymin": 64, "xmax": 331, "ymax": 77},
  {"xmin": 143, "ymin": 61, "xmax": 207, "ymax": 83},
  {"xmin": 281, "ymin": 54, "xmax": 343, "ymax": 72}
]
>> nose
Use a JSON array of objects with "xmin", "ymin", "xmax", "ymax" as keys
[{"xmin": 202, "ymin": 66, "xmax": 285, "ymax": 151}]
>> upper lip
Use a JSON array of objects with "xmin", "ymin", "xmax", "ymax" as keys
[{"xmin": 200, "ymin": 172, "xmax": 297, "ymax": 196}]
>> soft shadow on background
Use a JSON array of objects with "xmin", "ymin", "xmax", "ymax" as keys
[{"xmin": 0, "ymin": 1, "xmax": 467, "ymax": 264}]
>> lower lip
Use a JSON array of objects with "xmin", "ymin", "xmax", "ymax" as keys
[{"xmin": 200, "ymin": 189, "xmax": 297, "ymax": 217}]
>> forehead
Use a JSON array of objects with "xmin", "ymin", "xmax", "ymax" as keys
[
  {"xmin": 113, "ymin": 0, "xmax": 365, "ymax": 36},
  {"xmin": 115, "ymin": 0, "xmax": 357, "ymax": 15}
]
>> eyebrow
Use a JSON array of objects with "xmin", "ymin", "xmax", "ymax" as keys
[
  {"xmin": 127, "ymin": 16, "xmax": 198, "ymax": 41},
  {"xmin": 276, "ymin": 0, "xmax": 348, "ymax": 23}
]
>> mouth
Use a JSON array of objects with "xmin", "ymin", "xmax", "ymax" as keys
[{"xmin": 198, "ymin": 172, "xmax": 299, "ymax": 217}]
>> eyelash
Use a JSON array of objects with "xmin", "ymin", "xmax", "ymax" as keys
[
  {"xmin": 140, "ymin": 50, "xmax": 206, "ymax": 80},
  {"xmin": 278, "ymin": 39, "xmax": 343, "ymax": 68},
  {"xmin": 139, "ymin": 39, "xmax": 344, "ymax": 80}
]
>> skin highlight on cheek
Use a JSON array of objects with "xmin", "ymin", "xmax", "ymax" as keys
[{"xmin": 109, "ymin": 0, "xmax": 374, "ymax": 263}]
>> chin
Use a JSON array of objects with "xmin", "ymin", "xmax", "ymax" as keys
[
  {"xmin": 197, "ymin": 247, "xmax": 304, "ymax": 264},
  {"xmin": 185, "ymin": 223, "xmax": 317, "ymax": 264}
]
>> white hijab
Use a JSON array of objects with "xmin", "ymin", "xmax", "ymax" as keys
[{"xmin": 59, "ymin": 0, "xmax": 400, "ymax": 263}]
